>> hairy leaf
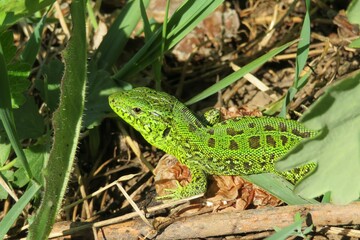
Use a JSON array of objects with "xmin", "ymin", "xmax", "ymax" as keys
[{"xmin": 276, "ymin": 70, "xmax": 360, "ymax": 204}]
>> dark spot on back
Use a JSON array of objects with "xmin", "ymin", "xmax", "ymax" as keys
[
  {"xmin": 226, "ymin": 158, "xmax": 236, "ymax": 169},
  {"xmin": 249, "ymin": 136, "xmax": 260, "ymax": 149},
  {"xmin": 266, "ymin": 135, "xmax": 276, "ymax": 148},
  {"xmin": 292, "ymin": 128, "xmax": 302, "ymax": 137},
  {"xmin": 264, "ymin": 125, "xmax": 275, "ymax": 131},
  {"xmin": 229, "ymin": 140, "xmax": 239, "ymax": 150},
  {"xmin": 279, "ymin": 122, "xmax": 287, "ymax": 132},
  {"xmin": 243, "ymin": 162, "xmax": 251, "ymax": 171},
  {"xmin": 248, "ymin": 122, "xmax": 255, "ymax": 128},
  {"xmin": 207, "ymin": 129, "xmax": 214, "ymax": 135},
  {"xmin": 226, "ymin": 128, "xmax": 244, "ymax": 136},
  {"xmin": 226, "ymin": 128, "xmax": 236, "ymax": 136},
  {"xmin": 292, "ymin": 129, "xmax": 310, "ymax": 138},
  {"xmin": 289, "ymin": 137, "xmax": 297, "ymax": 144},
  {"xmin": 188, "ymin": 124, "xmax": 197, "ymax": 132},
  {"xmin": 302, "ymin": 132, "xmax": 311, "ymax": 138},
  {"xmin": 269, "ymin": 153, "xmax": 275, "ymax": 161},
  {"xmin": 208, "ymin": 138, "xmax": 216, "ymax": 148},
  {"xmin": 237, "ymin": 130, "xmax": 244, "ymax": 135},
  {"xmin": 280, "ymin": 135, "xmax": 288, "ymax": 146}
]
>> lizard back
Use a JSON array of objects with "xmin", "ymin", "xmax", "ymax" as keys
[{"xmin": 177, "ymin": 116, "xmax": 317, "ymax": 182}]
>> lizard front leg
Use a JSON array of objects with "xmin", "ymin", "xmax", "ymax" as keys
[{"xmin": 157, "ymin": 164, "xmax": 208, "ymax": 200}]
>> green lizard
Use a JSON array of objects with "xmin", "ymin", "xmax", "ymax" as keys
[{"xmin": 109, "ymin": 87, "xmax": 318, "ymax": 200}]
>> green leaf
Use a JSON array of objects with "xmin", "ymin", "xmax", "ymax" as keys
[
  {"xmin": 28, "ymin": 0, "xmax": 87, "ymax": 238},
  {"xmin": 267, "ymin": 212, "xmax": 312, "ymax": 240},
  {"xmin": 0, "ymin": 0, "xmax": 54, "ymax": 32},
  {"xmin": 347, "ymin": 0, "xmax": 360, "ymax": 25},
  {"xmin": 276, "ymin": 70, "xmax": 360, "ymax": 204},
  {"xmin": 0, "ymin": 31, "xmax": 16, "ymax": 63},
  {"xmin": 14, "ymin": 144, "xmax": 47, "ymax": 187},
  {"xmin": 13, "ymin": 97, "xmax": 44, "ymax": 139},
  {"xmin": 0, "ymin": 143, "xmax": 11, "ymax": 165},
  {"xmin": 21, "ymin": 10, "xmax": 48, "ymax": 66},
  {"xmin": 35, "ymin": 58, "xmax": 63, "ymax": 112},
  {"xmin": 349, "ymin": 37, "xmax": 360, "ymax": 48},
  {"xmin": 266, "ymin": 216, "xmax": 303, "ymax": 240},
  {"xmin": 8, "ymin": 62, "xmax": 31, "ymax": 108},
  {"xmin": 0, "ymin": 31, "xmax": 32, "ymax": 179},
  {"xmin": 244, "ymin": 173, "xmax": 318, "ymax": 205},
  {"xmin": 0, "ymin": 31, "xmax": 31, "ymax": 108},
  {"xmin": 0, "ymin": 97, "xmax": 44, "ymax": 141}
]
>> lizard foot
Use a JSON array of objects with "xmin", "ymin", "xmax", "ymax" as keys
[{"xmin": 156, "ymin": 181, "xmax": 206, "ymax": 200}]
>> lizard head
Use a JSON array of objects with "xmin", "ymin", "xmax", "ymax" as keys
[{"xmin": 109, "ymin": 87, "xmax": 176, "ymax": 149}]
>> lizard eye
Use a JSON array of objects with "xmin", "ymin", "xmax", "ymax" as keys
[{"xmin": 132, "ymin": 107, "xmax": 142, "ymax": 114}]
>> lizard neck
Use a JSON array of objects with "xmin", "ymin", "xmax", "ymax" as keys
[
  {"xmin": 160, "ymin": 101, "xmax": 206, "ymax": 160},
  {"xmin": 172, "ymin": 101, "xmax": 206, "ymax": 132}
]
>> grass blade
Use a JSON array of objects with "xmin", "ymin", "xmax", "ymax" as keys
[
  {"xmin": 0, "ymin": 180, "xmax": 40, "ymax": 239},
  {"xmin": 93, "ymin": 0, "xmax": 150, "ymax": 70},
  {"xmin": 279, "ymin": 0, "xmax": 311, "ymax": 117}
]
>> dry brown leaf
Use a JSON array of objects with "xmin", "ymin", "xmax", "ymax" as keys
[
  {"xmin": 220, "ymin": 105, "xmax": 263, "ymax": 120},
  {"xmin": 153, "ymin": 155, "xmax": 191, "ymax": 198}
]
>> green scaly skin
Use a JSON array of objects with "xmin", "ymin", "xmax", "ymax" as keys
[{"xmin": 109, "ymin": 87, "xmax": 318, "ymax": 200}]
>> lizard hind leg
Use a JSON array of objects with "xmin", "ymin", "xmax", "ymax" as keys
[{"xmin": 157, "ymin": 166, "xmax": 208, "ymax": 200}]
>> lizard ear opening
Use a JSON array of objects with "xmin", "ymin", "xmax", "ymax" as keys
[{"xmin": 162, "ymin": 128, "xmax": 170, "ymax": 138}]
